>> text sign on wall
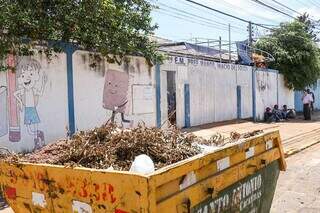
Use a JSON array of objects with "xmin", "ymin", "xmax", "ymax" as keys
[{"xmin": 166, "ymin": 56, "xmax": 250, "ymax": 72}]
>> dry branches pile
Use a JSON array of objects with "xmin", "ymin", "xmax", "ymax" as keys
[
  {"xmin": 0, "ymin": 123, "xmax": 264, "ymax": 171},
  {"xmin": 5, "ymin": 123, "xmax": 202, "ymax": 170}
]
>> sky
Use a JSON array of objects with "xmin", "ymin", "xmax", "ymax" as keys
[{"xmin": 150, "ymin": 0, "xmax": 320, "ymax": 44}]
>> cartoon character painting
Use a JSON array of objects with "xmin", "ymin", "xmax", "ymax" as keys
[
  {"xmin": 102, "ymin": 69, "xmax": 132, "ymax": 125},
  {"xmin": 13, "ymin": 58, "xmax": 47, "ymax": 149}
]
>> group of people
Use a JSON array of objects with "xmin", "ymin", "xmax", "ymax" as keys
[
  {"xmin": 264, "ymin": 104, "xmax": 296, "ymax": 123},
  {"xmin": 302, "ymin": 89, "xmax": 315, "ymax": 120},
  {"xmin": 264, "ymin": 89, "xmax": 315, "ymax": 122}
]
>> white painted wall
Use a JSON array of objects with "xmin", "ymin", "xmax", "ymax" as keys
[
  {"xmin": 255, "ymin": 69, "xmax": 294, "ymax": 120},
  {"xmin": 0, "ymin": 50, "xmax": 295, "ymax": 152},
  {"xmin": 236, "ymin": 68, "xmax": 253, "ymax": 118},
  {"xmin": 73, "ymin": 51, "xmax": 156, "ymax": 131},
  {"xmin": 161, "ymin": 56, "xmax": 294, "ymax": 126},
  {"xmin": 161, "ymin": 56, "xmax": 253, "ymax": 127},
  {"xmin": 255, "ymin": 70, "xmax": 278, "ymax": 121},
  {"xmin": 0, "ymin": 54, "xmax": 68, "ymax": 152},
  {"xmin": 278, "ymin": 74, "xmax": 294, "ymax": 109},
  {"xmin": 0, "ymin": 51, "xmax": 156, "ymax": 152}
]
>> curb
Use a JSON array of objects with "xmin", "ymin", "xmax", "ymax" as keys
[{"xmin": 284, "ymin": 139, "xmax": 320, "ymax": 158}]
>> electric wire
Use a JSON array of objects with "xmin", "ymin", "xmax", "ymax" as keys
[
  {"xmin": 270, "ymin": 0, "xmax": 303, "ymax": 16},
  {"xmin": 156, "ymin": 1, "xmax": 244, "ymax": 31},
  {"xmin": 250, "ymin": 0, "xmax": 295, "ymax": 19},
  {"xmin": 154, "ymin": 10, "xmax": 248, "ymax": 36},
  {"xmin": 182, "ymin": 0, "xmax": 274, "ymax": 30}
]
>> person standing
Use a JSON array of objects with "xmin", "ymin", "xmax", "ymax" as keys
[
  {"xmin": 307, "ymin": 89, "xmax": 315, "ymax": 111},
  {"xmin": 302, "ymin": 90, "xmax": 313, "ymax": 120}
]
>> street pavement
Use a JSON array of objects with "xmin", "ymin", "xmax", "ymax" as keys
[
  {"xmin": 188, "ymin": 112, "xmax": 320, "ymax": 156},
  {"xmin": 271, "ymin": 142, "xmax": 320, "ymax": 213}
]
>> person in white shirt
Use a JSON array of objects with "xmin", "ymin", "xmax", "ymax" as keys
[{"xmin": 302, "ymin": 90, "xmax": 313, "ymax": 120}]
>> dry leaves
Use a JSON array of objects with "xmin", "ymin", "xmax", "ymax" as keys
[
  {"xmin": 4, "ymin": 123, "xmax": 201, "ymax": 170},
  {"xmin": 0, "ymin": 123, "xmax": 264, "ymax": 171}
]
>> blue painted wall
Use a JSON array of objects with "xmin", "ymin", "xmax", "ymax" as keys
[
  {"xmin": 184, "ymin": 84, "xmax": 190, "ymax": 128},
  {"xmin": 237, "ymin": 85, "xmax": 241, "ymax": 119},
  {"xmin": 155, "ymin": 64, "xmax": 161, "ymax": 127},
  {"xmin": 65, "ymin": 45, "xmax": 76, "ymax": 135}
]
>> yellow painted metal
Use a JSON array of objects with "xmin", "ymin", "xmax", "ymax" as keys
[{"xmin": 0, "ymin": 130, "xmax": 285, "ymax": 213}]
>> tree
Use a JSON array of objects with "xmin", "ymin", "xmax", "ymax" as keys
[
  {"xmin": 255, "ymin": 17, "xmax": 320, "ymax": 90},
  {"xmin": 0, "ymin": 0, "xmax": 162, "ymax": 68},
  {"xmin": 298, "ymin": 13, "xmax": 319, "ymax": 42}
]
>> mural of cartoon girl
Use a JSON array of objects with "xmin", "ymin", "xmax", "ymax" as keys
[{"xmin": 14, "ymin": 58, "xmax": 47, "ymax": 150}]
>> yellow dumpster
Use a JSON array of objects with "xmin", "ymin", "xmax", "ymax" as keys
[{"xmin": 0, "ymin": 130, "xmax": 286, "ymax": 213}]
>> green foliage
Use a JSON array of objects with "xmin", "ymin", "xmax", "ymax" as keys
[
  {"xmin": 255, "ymin": 17, "xmax": 320, "ymax": 90},
  {"xmin": 0, "ymin": 0, "xmax": 163, "ymax": 68},
  {"xmin": 298, "ymin": 13, "xmax": 319, "ymax": 42}
]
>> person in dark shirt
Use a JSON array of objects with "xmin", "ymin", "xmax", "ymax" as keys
[
  {"xmin": 281, "ymin": 105, "xmax": 288, "ymax": 120},
  {"xmin": 272, "ymin": 104, "xmax": 283, "ymax": 121},
  {"xmin": 264, "ymin": 107, "xmax": 274, "ymax": 123},
  {"xmin": 307, "ymin": 89, "xmax": 315, "ymax": 111}
]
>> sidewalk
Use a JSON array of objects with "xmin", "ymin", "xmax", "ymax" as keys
[
  {"xmin": 271, "ymin": 142, "xmax": 320, "ymax": 212},
  {"xmin": 187, "ymin": 112, "xmax": 320, "ymax": 157}
]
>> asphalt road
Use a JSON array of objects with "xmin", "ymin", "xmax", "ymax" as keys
[{"xmin": 271, "ymin": 142, "xmax": 320, "ymax": 213}]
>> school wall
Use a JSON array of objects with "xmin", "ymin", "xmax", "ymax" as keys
[
  {"xmin": 0, "ymin": 49, "xmax": 295, "ymax": 152},
  {"xmin": 255, "ymin": 69, "xmax": 278, "ymax": 121},
  {"xmin": 254, "ymin": 69, "xmax": 294, "ymax": 120},
  {"xmin": 278, "ymin": 74, "xmax": 294, "ymax": 109},
  {"xmin": 160, "ymin": 56, "xmax": 253, "ymax": 128},
  {"xmin": 73, "ymin": 51, "xmax": 156, "ymax": 132},
  {"xmin": 0, "ymin": 50, "xmax": 156, "ymax": 152},
  {"xmin": 0, "ymin": 54, "xmax": 69, "ymax": 152},
  {"xmin": 159, "ymin": 56, "xmax": 294, "ymax": 128}
]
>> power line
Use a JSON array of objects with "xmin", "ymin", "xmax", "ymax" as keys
[
  {"xmin": 270, "ymin": 0, "xmax": 302, "ymax": 16},
  {"xmin": 155, "ymin": 9, "xmax": 226, "ymax": 30},
  {"xmin": 156, "ymin": 8, "xmax": 238, "ymax": 32},
  {"xmin": 156, "ymin": 2, "xmax": 244, "ymax": 31},
  {"xmin": 218, "ymin": 0, "xmax": 281, "ymax": 24},
  {"xmin": 154, "ymin": 10, "xmax": 248, "ymax": 36},
  {"xmin": 250, "ymin": 0, "xmax": 296, "ymax": 19},
  {"xmin": 157, "ymin": 8, "xmax": 229, "ymax": 31},
  {"xmin": 182, "ymin": 0, "xmax": 273, "ymax": 30},
  {"xmin": 175, "ymin": 0, "xmax": 241, "ymax": 24},
  {"xmin": 270, "ymin": 0, "xmax": 319, "ymax": 24},
  {"xmin": 307, "ymin": 0, "xmax": 320, "ymax": 8},
  {"xmin": 294, "ymin": 0, "xmax": 310, "ymax": 7}
]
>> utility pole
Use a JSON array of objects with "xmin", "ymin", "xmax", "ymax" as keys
[
  {"xmin": 248, "ymin": 21, "xmax": 253, "ymax": 47},
  {"xmin": 219, "ymin": 36, "xmax": 222, "ymax": 63},
  {"xmin": 248, "ymin": 21, "xmax": 256, "ymax": 122},
  {"xmin": 248, "ymin": 21, "xmax": 253, "ymax": 60},
  {"xmin": 228, "ymin": 24, "xmax": 231, "ymax": 62}
]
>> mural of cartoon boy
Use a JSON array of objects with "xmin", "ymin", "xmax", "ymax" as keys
[
  {"xmin": 14, "ymin": 59, "xmax": 47, "ymax": 150},
  {"xmin": 102, "ymin": 69, "xmax": 132, "ymax": 125}
]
